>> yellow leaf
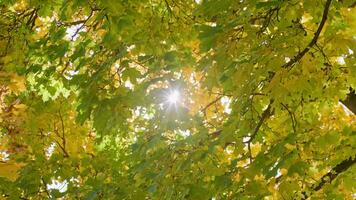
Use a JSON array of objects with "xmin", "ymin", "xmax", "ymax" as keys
[
  {"xmin": 13, "ymin": 104, "xmax": 27, "ymax": 110},
  {"xmin": 251, "ymin": 142, "xmax": 262, "ymax": 157},
  {"xmin": 0, "ymin": 161, "xmax": 23, "ymax": 181},
  {"xmin": 9, "ymin": 74, "xmax": 26, "ymax": 93},
  {"xmin": 232, "ymin": 173, "xmax": 240, "ymax": 182},
  {"xmin": 237, "ymin": 159, "xmax": 249, "ymax": 167},
  {"xmin": 254, "ymin": 174, "xmax": 265, "ymax": 181},
  {"xmin": 12, "ymin": 104, "xmax": 27, "ymax": 116},
  {"xmin": 0, "ymin": 55, "xmax": 12, "ymax": 65},
  {"xmin": 280, "ymin": 168, "xmax": 288, "ymax": 175},
  {"xmin": 284, "ymin": 143, "xmax": 296, "ymax": 150}
]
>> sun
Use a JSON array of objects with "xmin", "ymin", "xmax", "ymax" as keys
[{"xmin": 166, "ymin": 90, "xmax": 180, "ymax": 105}]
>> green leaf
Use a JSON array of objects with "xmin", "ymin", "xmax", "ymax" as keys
[{"xmin": 122, "ymin": 68, "xmax": 141, "ymax": 83}]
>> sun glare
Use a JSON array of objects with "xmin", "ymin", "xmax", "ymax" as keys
[{"xmin": 167, "ymin": 90, "xmax": 180, "ymax": 104}]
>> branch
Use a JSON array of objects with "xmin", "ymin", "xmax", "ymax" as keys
[
  {"xmin": 70, "ymin": 10, "xmax": 95, "ymax": 40},
  {"xmin": 61, "ymin": 19, "xmax": 87, "ymax": 26},
  {"xmin": 200, "ymin": 96, "xmax": 223, "ymax": 113},
  {"xmin": 53, "ymin": 138, "xmax": 68, "ymax": 157},
  {"xmin": 245, "ymin": 102, "xmax": 273, "ymax": 144},
  {"xmin": 58, "ymin": 110, "xmax": 69, "ymax": 157},
  {"xmin": 58, "ymin": 8, "xmax": 98, "ymax": 28},
  {"xmin": 25, "ymin": 8, "xmax": 38, "ymax": 29},
  {"xmin": 41, "ymin": 178, "xmax": 51, "ymax": 199},
  {"xmin": 240, "ymin": 102, "xmax": 273, "ymax": 161},
  {"xmin": 340, "ymin": 88, "xmax": 356, "ymax": 114},
  {"xmin": 210, "ymin": 100, "xmax": 273, "ymax": 156},
  {"xmin": 210, "ymin": 129, "xmax": 222, "ymax": 139},
  {"xmin": 302, "ymin": 156, "xmax": 356, "ymax": 199},
  {"xmin": 164, "ymin": 0, "xmax": 173, "ymax": 14},
  {"xmin": 53, "ymin": 111, "xmax": 69, "ymax": 157},
  {"xmin": 164, "ymin": 0, "xmax": 178, "ymax": 20},
  {"xmin": 314, "ymin": 156, "xmax": 356, "ymax": 191},
  {"xmin": 281, "ymin": 0, "xmax": 332, "ymax": 69},
  {"xmin": 256, "ymin": 7, "xmax": 280, "ymax": 36},
  {"xmin": 280, "ymin": 103, "xmax": 297, "ymax": 133}
]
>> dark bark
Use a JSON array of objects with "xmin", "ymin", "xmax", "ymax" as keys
[
  {"xmin": 314, "ymin": 156, "xmax": 356, "ymax": 191},
  {"xmin": 302, "ymin": 156, "xmax": 356, "ymax": 199},
  {"xmin": 341, "ymin": 89, "xmax": 356, "ymax": 114}
]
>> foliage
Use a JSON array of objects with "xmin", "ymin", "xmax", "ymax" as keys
[{"xmin": 0, "ymin": 0, "xmax": 355, "ymax": 199}]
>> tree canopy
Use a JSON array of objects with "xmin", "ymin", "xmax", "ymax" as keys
[{"xmin": 0, "ymin": 0, "xmax": 355, "ymax": 199}]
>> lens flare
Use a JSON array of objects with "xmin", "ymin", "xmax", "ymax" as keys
[{"xmin": 167, "ymin": 90, "xmax": 180, "ymax": 104}]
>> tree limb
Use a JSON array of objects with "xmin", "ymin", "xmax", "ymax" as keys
[
  {"xmin": 341, "ymin": 89, "xmax": 356, "ymax": 114},
  {"xmin": 245, "ymin": 102, "xmax": 273, "ymax": 144},
  {"xmin": 302, "ymin": 155, "xmax": 356, "ymax": 199},
  {"xmin": 281, "ymin": 0, "xmax": 332, "ymax": 69},
  {"xmin": 314, "ymin": 156, "xmax": 356, "ymax": 191}
]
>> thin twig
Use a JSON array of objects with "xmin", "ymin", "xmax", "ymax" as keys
[
  {"xmin": 200, "ymin": 96, "xmax": 223, "ymax": 113},
  {"xmin": 58, "ymin": 110, "xmax": 68, "ymax": 157},
  {"xmin": 41, "ymin": 178, "xmax": 51, "ymax": 199},
  {"xmin": 280, "ymin": 103, "xmax": 297, "ymax": 133}
]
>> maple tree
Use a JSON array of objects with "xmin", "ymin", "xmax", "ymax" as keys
[{"xmin": 0, "ymin": 0, "xmax": 355, "ymax": 199}]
